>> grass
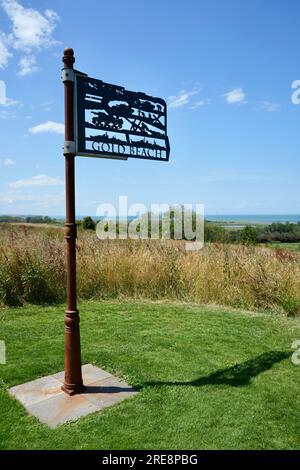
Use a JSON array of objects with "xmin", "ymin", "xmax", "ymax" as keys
[
  {"xmin": 1, "ymin": 223, "xmax": 300, "ymax": 315},
  {"xmin": 1, "ymin": 300, "xmax": 300, "ymax": 449},
  {"xmin": 263, "ymin": 242, "xmax": 300, "ymax": 252}
]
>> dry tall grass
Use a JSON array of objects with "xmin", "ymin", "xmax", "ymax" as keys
[{"xmin": 1, "ymin": 223, "xmax": 300, "ymax": 315}]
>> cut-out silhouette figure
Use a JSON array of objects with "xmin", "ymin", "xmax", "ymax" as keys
[{"xmin": 76, "ymin": 74, "xmax": 170, "ymax": 161}]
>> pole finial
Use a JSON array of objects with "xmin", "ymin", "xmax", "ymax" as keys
[{"xmin": 63, "ymin": 48, "xmax": 75, "ymax": 68}]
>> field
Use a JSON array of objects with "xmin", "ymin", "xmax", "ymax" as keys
[
  {"xmin": 1, "ymin": 223, "xmax": 300, "ymax": 449},
  {"xmin": 1, "ymin": 300, "xmax": 300, "ymax": 450},
  {"xmin": 262, "ymin": 242, "xmax": 300, "ymax": 252},
  {"xmin": 1, "ymin": 223, "xmax": 300, "ymax": 315}
]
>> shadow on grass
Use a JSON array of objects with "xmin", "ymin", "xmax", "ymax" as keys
[{"xmin": 145, "ymin": 351, "xmax": 291, "ymax": 388}]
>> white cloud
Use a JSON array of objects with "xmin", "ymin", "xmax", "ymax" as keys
[
  {"xmin": 223, "ymin": 88, "xmax": 246, "ymax": 104},
  {"xmin": 0, "ymin": 0, "xmax": 60, "ymax": 74},
  {"xmin": 168, "ymin": 89, "xmax": 199, "ymax": 108},
  {"xmin": 0, "ymin": 189, "xmax": 64, "ymax": 206},
  {"xmin": 190, "ymin": 98, "xmax": 211, "ymax": 109},
  {"xmin": 9, "ymin": 174, "xmax": 63, "ymax": 188},
  {"xmin": 1, "ymin": 95, "xmax": 22, "ymax": 107},
  {"xmin": 0, "ymin": 190, "xmax": 35, "ymax": 203},
  {"xmin": 0, "ymin": 94, "xmax": 23, "ymax": 118},
  {"xmin": 2, "ymin": 0, "xmax": 59, "ymax": 50},
  {"xmin": 260, "ymin": 101, "xmax": 279, "ymax": 112},
  {"xmin": 18, "ymin": 54, "xmax": 37, "ymax": 76},
  {"xmin": 3, "ymin": 158, "xmax": 14, "ymax": 166},
  {"xmin": 0, "ymin": 78, "xmax": 6, "ymax": 103},
  {"xmin": 40, "ymin": 100, "xmax": 53, "ymax": 112},
  {"xmin": 29, "ymin": 120, "xmax": 64, "ymax": 135},
  {"xmin": 0, "ymin": 107, "xmax": 16, "ymax": 119}
]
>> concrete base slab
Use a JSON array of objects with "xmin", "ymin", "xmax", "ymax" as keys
[{"xmin": 8, "ymin": 364, "xmax": 138, "ymax": 428}]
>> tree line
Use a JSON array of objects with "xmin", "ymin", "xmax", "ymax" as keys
[
  {"xmin": 80, "ymin": 215, "xmax": 300, "ymax": 246},
  {"xmin": 2, "ymin": 214, "xmax": 299, "ymax": 246},
  {"xmin": 0, "ymin": 215, "xmax": 61, "ymax": 224}
]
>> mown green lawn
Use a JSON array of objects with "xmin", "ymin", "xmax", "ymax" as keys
[
  {"xmin": 263, "ymin": 242, "xmax": 300, "ymax": 252},
  {"xmin": 1, "ymin": 301, "xmax": 300, "ymax": 450}
]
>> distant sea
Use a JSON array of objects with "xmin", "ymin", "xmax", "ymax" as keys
[
  {"xmin": 56, "ymin": 214, "xmax": 300, "ymax": 225},
  {"xmin": 2, "ymin": 214, "xmax": 300, "ymax": 225}
]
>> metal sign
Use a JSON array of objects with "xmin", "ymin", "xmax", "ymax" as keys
[
  {"xmin": 61, "ymin": 48, "xmax": 171, "ymax": 396},
  {"xmin": 75, "ymin": 74, "xmax": 170, "ymax": 161}
]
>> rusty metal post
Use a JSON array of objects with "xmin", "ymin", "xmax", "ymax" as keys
[{"xmin": 61, "ymin": 48, "xmax": 85, "ymax": 395}]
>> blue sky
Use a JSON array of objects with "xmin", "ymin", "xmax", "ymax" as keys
[{"xmin": 0, "ymin": 0, "xmax": 300, "ymax": 216}]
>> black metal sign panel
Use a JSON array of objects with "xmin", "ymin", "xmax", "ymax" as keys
[{"xmin": 75, "ymin": 74, "xmax": 170, "ymax": 161}]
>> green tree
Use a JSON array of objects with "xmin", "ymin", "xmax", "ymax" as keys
[
  {"xmin": 204, "ymin": 222, "xmax": 226, "ymax": 243},
  {"xmin": 240, "ymin": 225, "xmax": 257, "ymax": 245},
  {"xmin": 82, "ymin": 216, "xmax": 95, "ymax": 231}
]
